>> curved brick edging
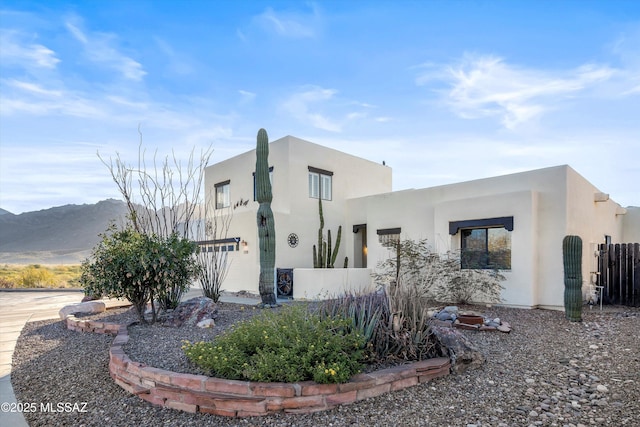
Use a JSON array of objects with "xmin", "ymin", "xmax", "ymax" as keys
[
  {"xmin": 64, "ymin": 314, "xmax": 451, "ymax": 417},
  {"xmin": 65, "ymin": 314, "xmax": 125, "ymax": 335}
]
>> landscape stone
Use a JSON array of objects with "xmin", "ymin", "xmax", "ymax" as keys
[
  {"xmin": 163, "ymin": 297, "xmax": 218, "ymax": 327},
  {"xmin": 431, "ymin": 325, "xmax": 485, "ymax": 373},
  {"xmin": 59, "ymin": 301, "xmax": 106, "ymax": 319}
]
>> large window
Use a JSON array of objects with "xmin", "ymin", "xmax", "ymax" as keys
[
  {"xmin": 215, "ymin": 180, "xmax": 230, "ymax": 209},
  {"xmin": 461, "ymin": 227, "xmax": 511, "ymax": 269},
  {"xmin": 450, "ymin": 217, "xmax": 513, "ymax": 270},
  {"xmin": 308, "ymin": 166, "xmax": 332, "ymax": 200}
]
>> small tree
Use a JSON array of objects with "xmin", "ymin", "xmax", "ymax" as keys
[
  {"xmin": 80, "ymin": 225, "xmax": 198, "ymax": 323},
  {"xmin": 193, "ymin": 192, "xmax": 234, "ymax": 302},
  {"xmin": 374, "ymin": 238, "xmax": 504, "ymax": 305},
  {"xmin": 98, "ymin": 129, "xmax": 213, "ymax": 309}
]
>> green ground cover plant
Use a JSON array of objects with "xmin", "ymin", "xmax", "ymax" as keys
[
  {"xmin": 0, "ymin": 264, "xmax": 82, "ymax": 288},
  {"xmin": 182, "ymin": 304, "xmax": 366, "ymax": 383}
]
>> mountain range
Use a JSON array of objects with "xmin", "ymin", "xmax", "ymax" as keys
[{"xmin": 0, "ymin": 199, "xmax": 129, "ymax": 264}]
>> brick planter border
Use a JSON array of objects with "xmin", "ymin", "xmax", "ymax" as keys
[{"xmin": 65, "ymin": 314, "xmax": 450, "ymax": 417}]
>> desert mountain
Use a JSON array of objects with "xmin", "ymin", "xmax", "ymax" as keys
[{"xmin": 0, "ymin": 199, "xmax": 129, "ymax": 264}]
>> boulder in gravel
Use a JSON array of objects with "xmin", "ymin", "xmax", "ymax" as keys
[
  {"xmin": 59, "ymin": 301, "xmax": 106, "ymax": 320},
  {"xmin": 164, "ymin": 297, "xmax": 218, "ymax": 327},
  {"xmin": 431, "ymin": 325, "xmax": 485, "ymax": 373}
]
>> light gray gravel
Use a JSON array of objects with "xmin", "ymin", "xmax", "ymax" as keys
[{"xmin": 12, "ymin": 303, "xmax": 640, "ymax": 427}]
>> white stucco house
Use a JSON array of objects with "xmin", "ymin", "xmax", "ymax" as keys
[{"xmin": 203, "ymin": 135, "xmax": 639, "ymax": 309}]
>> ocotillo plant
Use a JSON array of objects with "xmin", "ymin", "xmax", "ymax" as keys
[
  {"xmin": 563, "ymin": 235, "xmax": 583, "ymax": 322},
  {"xmin": 256, "ymin": 129, "xmax": 277, "ymax": 306},
  {"xmin": 312, "ymin": 197, "xmax": 343, "ymax": 268}
]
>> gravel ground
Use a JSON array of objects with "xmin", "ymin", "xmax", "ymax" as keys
[{"xmin": 12, "ymin": 303, "xmax": 640, "ymax": 427}]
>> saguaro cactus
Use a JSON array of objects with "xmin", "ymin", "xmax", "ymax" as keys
[
  {"xmin": 312, "ymin": 198, "xmax": 343, "ymax": 268},
  {"xmin": 256, "ymin": 129, "xmax": 277, "ymax": 306},
  {"xmin": 563, "ymin": 235, "xmax": 583, "ymax": 322}
]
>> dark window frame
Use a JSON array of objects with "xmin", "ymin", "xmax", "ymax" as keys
[
  {"xmin": 214, "ymin": 180, "xmax": 231, "ymax": 209},
  {"xmin": 450, "ymin": 217, "xmax": 513, "ymax": 270},
  {"xmin": 308, "ymin": 166, "xmax": 333, "ymax": 201}
]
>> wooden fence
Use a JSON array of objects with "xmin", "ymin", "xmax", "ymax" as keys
[{"xmin": 597, "ymin": 243, "xmax": 640, "ymax": 307}]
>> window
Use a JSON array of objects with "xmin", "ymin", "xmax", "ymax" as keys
[
  {"xmin": 199, "ymin": 237, "xmax": 240, "ymax": 253},
  {"xmin": 450, "ymin": 217, "xmax": 513, "ymax": 270},
  {"xmin": 308, "ymin": 166, "xmax": 333, "ymax": 200},
  {"xmin": 253, "ymin": 167, "xmax": 274, "ymax": 201},
  {"xmin": 460, "ymin": 227, "xmax": 511, "ymax": 269},
  {"xmin": 377, "ymin": 227, "xmax": 401, "ymax": 247},
  {"xmin": 215, "ymin": 180, "xmax": 230, "ymax": 209}
]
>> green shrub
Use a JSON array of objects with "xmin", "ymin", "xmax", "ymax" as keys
[
  {"xmin": 183, "ymin": 305, "xmax": 366, "ymax": 384},
  {"xmin": 80, "ymin": 225, "xmax": 198, "ymax": 323}
]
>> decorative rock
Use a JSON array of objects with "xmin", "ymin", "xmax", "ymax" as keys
[
  {"xmin": 431, "ymin": 325, "xmax": 485, "ymax": 373},
  {"xmin": 596, "ymin": 384, "xmax": 608, "ymax": 393},
  {"xmin": 443, "ymin": 306, "xmax": 459, "ymax": 314},
  {"xmin": 59, "ymin": 301, "xmax": 106, "ymax": 320},
  {"xmin": 163, "ymin": 297, "xmax": 218, "ymax": 327},
  {"xmin": 196, "ymin": 318, "xmax": 215, "ymax": 328}
]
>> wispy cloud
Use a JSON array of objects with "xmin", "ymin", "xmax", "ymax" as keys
[
  {"xmin": 248, "ymin": 4, "xmax": 322, "ymax": 39},
  {"xmin": 0, "ymin": 29, "xmax": 60, "ymax": 69},
  {"xmin": 64, "ymin": 15, "xmax": 146, "ymax": 81},
  {"xmin": 417, "ymin": 54, "xmax": 617, "ymax": 129},
  {"xmin": 281, "ymin": 86, "xmax": 342, "ymax": 132}
]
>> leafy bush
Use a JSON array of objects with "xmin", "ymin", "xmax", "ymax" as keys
[
  {"xmin": 80, "ymin": 225, "xmax": 198, "ymax": 323},
  {"xmin": 183, "ymin": 304, "xmax": 366, "ymax": 383},
  {"xmin": 431, "ymin": 252, "xmax": 505, "ymax": 304},
  {"xmin": 374, "ymin": 239, "xmax": 504, "ymax": 305}
]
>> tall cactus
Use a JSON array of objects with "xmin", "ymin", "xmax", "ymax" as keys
[
  {"xmin": 563, "ymin": 235, "xmax": 583, "ymax": 322},
  {"xmin": 256, "ymin": 129, "xmax": 277, "ymax": 306},
  {"xmin": 312, "ymin": 197, "xmax": 343, "ymax": 268}
]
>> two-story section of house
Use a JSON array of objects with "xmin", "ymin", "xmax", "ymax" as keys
[
  {"xmin": 202, "ymin": 135, "xmax": 392, "ymax": 294},
  {"xmin": 203, "ymin": 134, "xmax": 639, "ymax": 309}
]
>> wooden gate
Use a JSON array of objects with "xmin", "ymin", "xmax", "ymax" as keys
[{"xmin": 597, "ymin": 243, "xmax": 640, "ymax": 306}]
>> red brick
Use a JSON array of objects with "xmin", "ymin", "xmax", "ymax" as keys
[
  {"xmin": 126, "ymin": 362, "xmax": 147, "ymax": 378},
  {"xmin": 204, "ymin": 378, "xmax": 250, "ymax": 395},
  {"xmin": 355, "ymin": 383, "xmax": 391, "ymax": 401},
  {"xmin": 337, "ymin": 373, "xmax": 375, "ymax": 393},
  {"xmin": 215, "ymin": 398, "xmax": 267, "ymax": 413},
  {"xmin": 390, "ymin": 376, "xmax": 418, "ymax": 391},
  {"xmin": 418, "ymin": 367, "xmax": 449, "ymax": 383},
  {"xmin": 139, "ymin": 393, "xmax": 166, "ymax": 406},
  {"xmin": 300, "ymin": 382, "xmax": 338, "ymax": 396},
  {"xmin": 370, "ymin": 364, "xmax": 417, "ymax": 384},
  {"xmin": 170, "ymin": 373, "xmax": 207, "ymax": 391},
  {"xmin": 265, "ymin": 398, "xmax": 284, "ymax": 412},
  {"xmin": 165, "ymin": 400, "xmax": 198, "ymax": 413},
  {"xmin": 281, "ymin": 395, "xmax": 325, "ymax": 410},
  {"xmin": 413, "ymin": 357, "xmax": 450, "ymax": 373},
  {"xmin": 325, "ymin": 390, "xmax": 357, "ymax": 407},
  {"xmin": 144, "ymin": 367, "xmax": 172, "ymax": 386},
  {"xmin": 251, "ymin": 382, "xmax": 296, "ymax": 397},
  {"xmin": 199, "ymin": 406, "xmax": 236, "ymax": 417},
  {"xmin": 153, "ymin": 387, "xmax": 185, "ymax": 402},
  {"xmin": 90, "ymin": 321, "xmax": 104, "ymax": 329}
]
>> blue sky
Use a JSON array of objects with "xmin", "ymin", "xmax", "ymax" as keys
[{"xmin": 1, "ymin": 0, "xmax": 639, "ymax": 214}]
